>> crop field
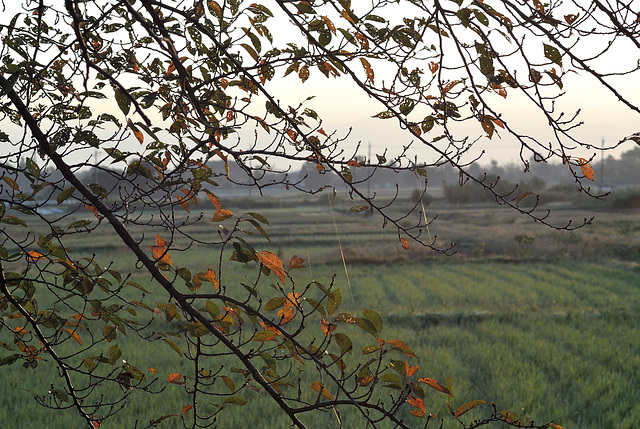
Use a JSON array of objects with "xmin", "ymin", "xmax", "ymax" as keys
[{"xmin": 1, "ymin": 193, "xmax": 639, "ymax": 428}]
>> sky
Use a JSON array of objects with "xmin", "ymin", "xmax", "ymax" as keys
[{"xmin": 1, "ymin": 1, "xmax": 639, "ymax": 171}]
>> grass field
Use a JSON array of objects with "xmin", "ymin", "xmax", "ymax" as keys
[{"xmin": 1, "ymin": 193, "xmax": 639, "ymax": 428}]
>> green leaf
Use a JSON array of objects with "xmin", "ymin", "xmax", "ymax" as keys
[
  {"xmin": 57, "ymin": 187, "xmax": 76, "ymax": 205},
  {"xmin": 372, "ymin": 110, "xmax": 395, "ymax": 119},
  {"xmin": 455, "ymin": 400, "xmax": 488, "ymax": 418},
  {"xmin": 108, "ymin": 344, "xmax": 122, "ymax": 365},
  {"xmin": 114, "ymin": 86, "xmax": 131, "ymax": 115},
  {"xmin": 334, "ymin": 333, "xmax": 353, "ymax": 355},
  {"xmin": 163, "ymin": 338, "xmax": 183, "ymax": 357},
  {"xmin": 224, "ymin": 396, "xmax": 247, "ymax": 406},
  {"xmin": 264, "ymin": 297, "xmax": 285, "ymax": 311},
  {"xmin": 543, "ymin": 43, "xmax": 562, "ymax": 67},
  {"xmin": 240, "ymin": 43, "xmax": 258, "ymax": 61},
  {"xmin": 362, "ymin": 345, "xmax": 380, "ymax": 354},
  {"xmin": 349, "ymin": 205, "xmax": 369, "ymax": 212},
  {"xmin": 363, "ymin": 308, "xmax": 383, "ymax": 334},
  {"xmin": 247, "ymin": 212, "xmax": 269, "ymax": 224}
]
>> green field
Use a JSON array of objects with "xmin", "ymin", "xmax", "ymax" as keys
[{"xmin": 1, "ymin": 195, "xmax": 639, "ymax": 428}]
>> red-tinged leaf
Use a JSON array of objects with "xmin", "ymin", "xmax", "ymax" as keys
[
  {"xmin": 407, "ymin": 395, "xmax": 426, "ymax": 413},
  {"xmin": 259, "ymin": 321, "xmax": 281, "ymax": 336},
  {"xmin": 148, "ymin": 367, "xmax": 157, "ymax": 376},
  {"xmin": 289, "ymin": 255, "xmax": 305, "ymax": 269},
  {"xmin": 410, "ymin": 408, "xmax": 425, "ymax": 417},
  {"xmin": 481, "ymin": 118, "xmax": 495, "ymax": 139},
  {"xmin": 176, "ymin": 195, "xmax": 190, "ymax": 212},
  {"xmin": 564, "ymin": 14, "xmax": 578, "ymax": 25},
  {"xmin": 85, "ymin": 204, "xmax": 100, "ymax": 217},
  {"xmin": 127, "ymin": 119, "xmax": 144, "ymax": 144},
  {"xmin": 150, "ymin": 246, "xmax": 172, "ymax": 266},
  {"xmin": 204, "ymin": 189, "xmax": 222, "ymax": 210},
  {"xmin": 418, "ymin": 377, "xmax": 452, "ymax": 396},
  {"xmin": 400, "ymin": 238, "xmax": 410, "ymax": 250},
  {"xmin": 442, "ymin": 80, "xmax": 461, "ymax": 95},
  {"xmin": 405, "ymin": 360, "xmax": 419, "ymax": 377},
  {"xmin": 487, "ymin": 115, "xmax": 505, "ymax": 128},
  {"xmin": 166, "ymin": 56, "xmax": 188, "ymax": 75},
  {"xmin": 347, "ymin": 159, "xmax": 361, "ymax": 167},
  {"xmin": 65, "ymin": 329, "xmax": 82, "ymax": 345},
  {"xmin": 360, "ymin": 57, "xmax": 374, "ymax": 84},
  {"xmin": 298, "ymin": 65, "xmax": 309, "ymax": 83},
  {"xmin": 455, "ymin": 400, "xmax": 488, "ymax": 417},
  {"xmin": 182, "ymin": 404, "xmax": 193, "ymax": 415},
  {"xmin": 212, "ymin": 209, "xmax": 233, "ymax": 222},
  {"xmin": 320, "ymin": 318, "xmax": 337, "ymax": 336},
  {"xmin": 167, "ymin": 373, "xmax": 184, "ymax": 384},
  {"xmin": 286, "ymin": 129, "xmax": 298, "ymax": 141},
  {"xmin": 387, "ymin": 339, "xmax": 417, "ymax": 357},
  {"xmin": 321, "ymin": 15, "xmax": 336, "ymax": 34},
  {"xmin": 179, "ymin": 188, "xmax": 198, "ymax": 205},
  {"xmin": 317, "ymin": 128, "xmax": 327, "ymax": 137},
  {"xmin": 27, "ymin": 251, "xmax": 45, "ymax": 262},
  {"xmin": 205, "ymin": 267, "xmax": 219, "ymax": 290},
  {"xmin": 316, "ymin": 163, "xmax": 324, "ymax": 173},
  {"xmin": 226, "ymin": 109, "xmax": 234, "ymax": 122},
  {"xmin": 578, "ymin": 158, "xmax": 594, "ymax": 180},
  {"xmin": 256, "ymin": 251, "xmax": 286, "ymax": 283},
  {"xmin": 428, "ymin": 61, "xmax": 439, "ymax": 74},
  {"xmin": 311, "ymin": 381, "xmax": 334, "ymax": 400}
]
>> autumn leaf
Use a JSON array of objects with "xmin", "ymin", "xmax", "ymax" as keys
[
  {"xmin": 405, "ymin": 360, "xmax": 419, "ymax": 377},
  {"xmin": 311, "ymin": 381, "xmax": 334, "ymax": 400},
  {"xmin": 205, "ymin": 267, "xmax": 219, "ymax": 290},
  {"xmin": 259, "ymin": 321, "xmax": 281, "ymax": 336},
  {"xmin": 548, "ymin": 422, "xmax": 563, "ymax": 429},
  {"xmin": 347, "ymin": 159, "xmax": 361, "ymax": 167},
  {"xmin": 181, "ymin": 404, "xmax": 193, "ymax": 415},
  {"xmin": 65, "ymin": 329, "xmax": 82, "ymax": 345},
  {"xmin": 127, "ymin": 119, "xmax": 144, "ymax": 144},
  {"xmin": 320, "ymin": 318, "xmax": 337, "ymax": 336},
  {"xmin": 578, "ymin": 157, "xmax": 594, "ymax": 180},
  {"xmin": 289, "ymin": 255, "xmax": 305, "ymax": 269},
  {"xmin": 204, "ymin": 189, "xmax": 222, "ymax": 210},
  {"xmin": 85, "ymin": 204, "xmax": 100, "ymax": 217},
  {"xmin": 407, "ymin": 395, "xmax": 426, "ymax": 413},
  {"xmin": 418, "ymin": 377, "xmax": 452, "ymax": 396},
  {"xmin": 27, "ymin": 251, "xmax": 45, "ymax": 262},
  {"xmin": 454, "ymin": 400, "xmax": 488, "ymax": 418},
  {"xmin": 360, "ymin": 57, "xmax": 374, "ymax": 84},
  {"xmin": 277, "ymin": 306, "xmax": 295, "ymax": 324},
  {"xmin": 167, "ymin": 373, "xmax": 185, "ymax": 384},
  {"xmin": 255, "ymin": 251, "xmax": 286, "ymax": 283},
  {"xmin": 148, "ymin": 368, "xmax": 157, "ymax": 376},
  {"xmin": 387, "ymin": 339, "xmax": 417, "ymax": 357},
  {"xmin": 150, "ymin": 246, "xmax": 172, "ymax": 266},
  {"xmin": 166, "ymin": 56, "xmax": 188, "ymax": 75},
  {"xmin": 400, "ymin": 237, "xmax": 410, "ymax": 250},
  {"xmin": 155, "ymin": 234, "xmax": 167, "ymax": 247},
  {"xmin": 14, "ymin": 326, "xmax": 27, "ymax": 336},
  {"xmin": 428, "ymin": 61, "xmax": 439, "ymax": 74},
  {"xmin": 212, "ymin": 209, "xmax": 233, "ymax": 222}
]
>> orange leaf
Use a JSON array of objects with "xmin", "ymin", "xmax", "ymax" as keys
[
  {"xmin": 148, "ymin": 368, "xmax": 157, "ymax": 376},
  {"xmin": 212, "ymin": 209, "xmax": 233, "ymax": 222},
  {"xmin": 277, "ymin": 306, "xmax": 295, "ymax": 324},
  {"xmin": 405, "ymin": 360, "xmax": 419, "ymax": 377},
  {"xmin": 205, "ymin": 267, "xmax": 219, "ymax": 290},
  {"xmin": 289, "ymin": 255, "xmax": 305, "ymax": 269},
  {"xmin": 150, "ymin": 246, "xmax": 172, "ymax": 266},
  {"xmin": 286, "ymin": 129, "xmax": 298, "ymax": 141},
  {"xmin": 65, "ymin": 329, "xmax": 82, "ymax": 345},
  {"xmin": 578, "ymin": 158, "xmax": 594, "ymax": 181},
  {"xmin": 27, "ymin": 251, "xmax": 45, "ymax": 262},
  {"xmin": 204, "ymin": 190, "xmax": 222, "ymax": 210},
  {"xmin": 360, "ymin": 57, "xmax": 374, "ymax": 84},
  {"xmin": 256, "ymin": 251, "xmax": 286, "ymax": 283},
  {"xmin": 400, "ymin": 238, "xmax": 410, "ymax": 250},
  {"xmin": 410, "ymin": 408, "xmax": 425, "ymax": 417},
  {"xmin": 407, "ymin": 395, "xmax": 426, "ymax": 413},
  {"xmin": 182, "ymin": 404, "xmax": 193, "ymax": 415},
  {"xmin": 128, "ymin": 119, "xmax": 144, "ymax": 144},
  {"xmin": 428, "ymin": 61, "xmax": 439, "ymax": 74},
  {"xmin": 311, "ymin": 381, "xmax": 334, "ymax": 400},
  {"xmin": 316, "ymin": 163, "xmax": 324, "ymax": 173},
  {"xmin": 549, "ymin": 422, "xmax": 563, "ymax": 429},
  {"xmin": 166, "ymin": 56, "xmax": 188, "ymax": 75},
  {"xmin": 347, "ymin": 159, "xmax": 361, "ymax": 167},
  {"xmin": 14, "ymin": 326, "xmax": 27, "ymax": 336},
  {"xmin": 167, "ymin": 373, "xmax": 184, "ymax": 384},
  {"xmin": 259, "ymin": 321, "xmax": 281, "ymax": 336},
  {"xmin": 418, "ymin": 377, "xmax": 452, "ymax": 396},
  {"xmin": 387, "ymin": 339, "xmax": 417, "ymax": 357},
  {"xmin": 179, "ymin": 188, "xmax": 198, "ymax": 205},
  {"xmin": 85, "ymin": 204, "xmax": 100, "ymax": 217},
  {"xmin": 455, "ymin": 400, "xmax": 488, "ymax": 418},
  {"xmin": 155, "ymin": 234, "xmax": 167, "ymax": 247},
  {"xmin": 320, "ymin": 319, "xmax": 336, "ymax": 336},
  {"xmin": 317, "ymin": 128, "xmax": 327, "ymax": 137},
  {"xmin": 442, "ymin": 80, "xmax": 461, "ymax": 95},
  {"xmin": 175, "ymin": 195, "xmax": 190, "ymax": 213}
]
